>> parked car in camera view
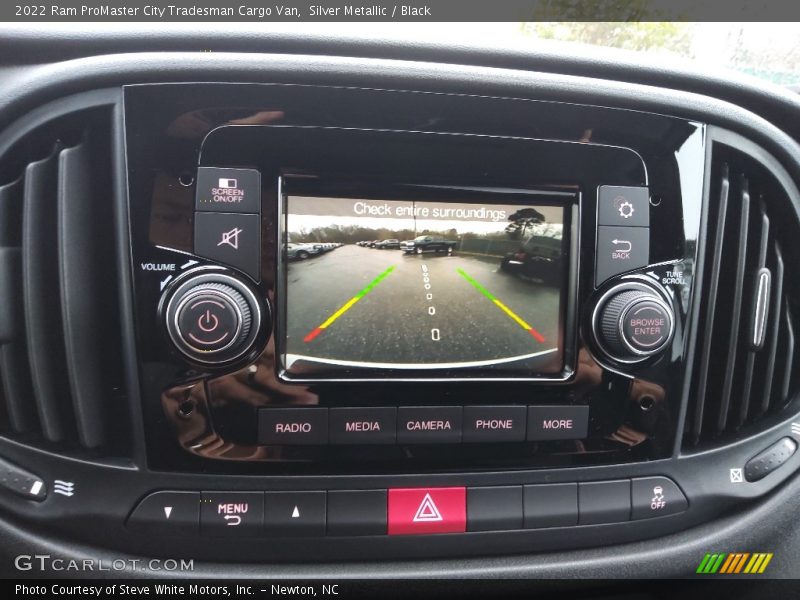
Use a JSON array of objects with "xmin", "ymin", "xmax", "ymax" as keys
[
  {"xmin": 500, "ymin": 235, "xmax": 563, "ymax": 284},
  {"xmin": 401, "ymin": 235, "xmax": 458, "ymax": 254}
]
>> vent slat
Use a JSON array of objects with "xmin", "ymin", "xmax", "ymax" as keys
[
  {"xmin": 717, "ymin": 178, "xmax": 750, "ymax": 433},
  {"xmin": 736, "ymin": 204, "xmax": 770, "ymax": 428},
  {"xmin": 0, "ymin": 346, "xmax": 36, "ymax": 432},
  {"xmin": 691, "ymin": 165, "xmax": 730, "ymax": 442},
  {"xmin": 0, "ymin": 179, "xmax": 22, "ymax": 342},
  {"xmin": 759, "ymin": 244, "xmax": 784, "ymax": 415},
  {"xmin": 22, "ymin": 151, "xmax": 72, "ymax": 442},
  {"xmin": 58, "ymin": 139, "xmax": 107, "ymax": 448},
  {"xmin": 778, "ymin": 308, "xmax": 795, "ymax": 408},
  {"xmin": 0, "ymin": 178, "xmax": 36, "ymax": 432}
]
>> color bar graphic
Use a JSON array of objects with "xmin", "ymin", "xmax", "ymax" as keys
[
  {"xmin": 303, "ymin": 265, "xmax": 396, "ymax": 343},
  {"xmin": 697, "ymin": 552, "xmax": 773, "ymax": 574},
  {"xmin": 456, "ymin": 268, "xmax": 546, "ymax": 343},
  {"xmin": 697, "ymin": 553, "xmax": 727, "ymax": 574}
]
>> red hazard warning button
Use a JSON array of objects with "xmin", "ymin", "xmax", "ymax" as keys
[{"xmin": 387, "ymin": 487, "xmax": 466, "ymax": 535}]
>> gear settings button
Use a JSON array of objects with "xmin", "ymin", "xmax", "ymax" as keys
[{"xmin": 597, "ymin": 186, "xmax": 650, "ymax": 228}]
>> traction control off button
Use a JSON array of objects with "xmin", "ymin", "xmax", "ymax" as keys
[{"xmin": 631, "ymin": 476, "xmax": 688, "ymax": 520}]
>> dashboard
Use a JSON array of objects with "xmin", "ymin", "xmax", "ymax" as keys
[{"xmin": 0, "ymin": 25, "xmax": 799, "ymax": 587}]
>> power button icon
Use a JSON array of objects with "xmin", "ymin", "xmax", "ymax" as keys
[
  {"xmin": 166, "ymin": 278, "xmax": 258, "ymax": 364},
  {"xmin": 197, "ymin": 309, "xmax": 220, "ymax": 333}
]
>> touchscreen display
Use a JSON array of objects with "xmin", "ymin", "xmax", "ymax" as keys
[{"xmin": 283, "ymin": 195, "xmax": 568, "ymax": 376}]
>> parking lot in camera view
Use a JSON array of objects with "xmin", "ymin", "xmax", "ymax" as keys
[{"xmin": 285, "ymin": 244, "xmax": 562, "ymax": 370}]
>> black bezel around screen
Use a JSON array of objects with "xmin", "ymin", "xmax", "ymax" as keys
[{"xmin": 277, "ymin": 176, "xmax": 580, "ymax": 382}]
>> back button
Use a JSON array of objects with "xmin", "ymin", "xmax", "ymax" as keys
[{"xmin": 127, "ymin": 491, "xmax": 200, "ymax": 535}]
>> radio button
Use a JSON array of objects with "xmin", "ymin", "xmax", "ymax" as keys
[
  {"xmin": 595, "ymin": 225, "xmax": 649, "ymax": 287},
  {"xmin": 526, "ymin": 406, "xmax": 589, "ymax": 441},
  {"xmin": 597, "ymin": 186, "xmax": 650, "ymax": 228},
  {"xmin": 329, "ymin": 407, "xmax": 397, "ymax": 445},
  {"xmin": 258, "ymin": 407, "xmax": 329, "ymax": 445},
  {"xmin": 397, "ymin": 406, "xmax": 462, "ymax": 444},
  {"xmin": 463, "ymin": 406, "xmax": 526, "ymax": 443},
  {"xmin": 195, "ymin": 167, "xmax": 261, "ymax": 214}
]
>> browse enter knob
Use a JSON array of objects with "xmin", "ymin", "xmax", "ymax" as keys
[{"xmin": 596, "ymin": 286, "xmax": 675, "ymax": 361}]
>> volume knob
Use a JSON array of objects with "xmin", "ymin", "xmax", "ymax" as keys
[
  {"xmin": 595, "ymin": 286, "xmax": 674, "ymax": 362},
  {"xmin": 164, "ymin": 273, "xmax": 262, "ymax": 365}
]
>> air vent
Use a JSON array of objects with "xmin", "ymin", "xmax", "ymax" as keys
[
  {"xmin": 685, "ymin": 143, "xmax": 800, "ymax": 446},
  {"xmin": 0, "ymin": 104, "xmax": 129, "ymax": 455}
]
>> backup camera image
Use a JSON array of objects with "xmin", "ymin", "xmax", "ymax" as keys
[{"xmin": 283, "ymin": 195, "xmax": 567, "ymax": 375}]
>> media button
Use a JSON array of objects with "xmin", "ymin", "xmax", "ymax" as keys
[
  {"xmin": 264, "ymin": 491, "xmax": 326, "ymax": 537},
  {"xmin": 388, "ymin": 487, "xmax": 466, "ymax": 535},
  {"xmin": 329, "ymin": 407, "xmax": 397, "ymax": 445},
  {"xmin": 195, "ymin": 167, "xmax": 261, "ymax": 214},
  {"xmin": 397, "ymin": 406, "xmax": 462, "ymax": 444},
  {"xmin": 463, "ymin": 405, "xmax": 526, "ymax": 443},
  {"xmin": 527, "ymin": 405, "xmax": 589, "ymax": 441},
  {"xmin": 597, "ymin": 186, "xmax": 650, "ymax": 228},
  {"xmin": 258, "ymin": 407, "xmax": 328, "ymax": 445},
  {"xmin": 595, "ymin": 225, "xmax": 649, "ymax": 286},
  {"xmin": 200, "ymin": 491, "xmax": 263, "ymax": 536}
]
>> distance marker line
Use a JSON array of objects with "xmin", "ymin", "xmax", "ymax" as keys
[
  {"xmin": 303, "ymin": 265, "xmax": 396, "ymax": 342},
  {"xmin": 456, "ymin": 268, "xmax": 546, "ymax": 343}
]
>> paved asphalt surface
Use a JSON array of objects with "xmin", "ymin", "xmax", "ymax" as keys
[{"xmin": 285, "ymin": 245, "xmax": 562, "ymax": 370}]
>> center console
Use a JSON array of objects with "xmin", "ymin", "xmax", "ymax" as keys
[{"xmin": 119, "ymin": 82, "xmax": 707, "ymax": 554}]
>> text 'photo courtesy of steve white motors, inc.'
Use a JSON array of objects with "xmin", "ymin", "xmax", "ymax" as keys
[{"xmin": 14, "ymin": 582, "xmax": 345, "ymax": 597}]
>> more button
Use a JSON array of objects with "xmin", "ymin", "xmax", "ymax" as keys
[{"xmin": 527, "ymin": 405, "xmax": 589, "ymax": 441}]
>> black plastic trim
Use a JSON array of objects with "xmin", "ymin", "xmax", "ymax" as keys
[{"xmin": 58, "ymin": 139, "xmax": 107, "ymax": 448}]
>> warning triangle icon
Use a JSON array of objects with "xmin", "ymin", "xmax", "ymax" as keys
[
  {"xmin": 291, "ymin": 506, "xmax": 300, "ymax": 518},
  {"xmin": 413, "ymin": 493, "xmax": 443, "ymax": 522}
]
